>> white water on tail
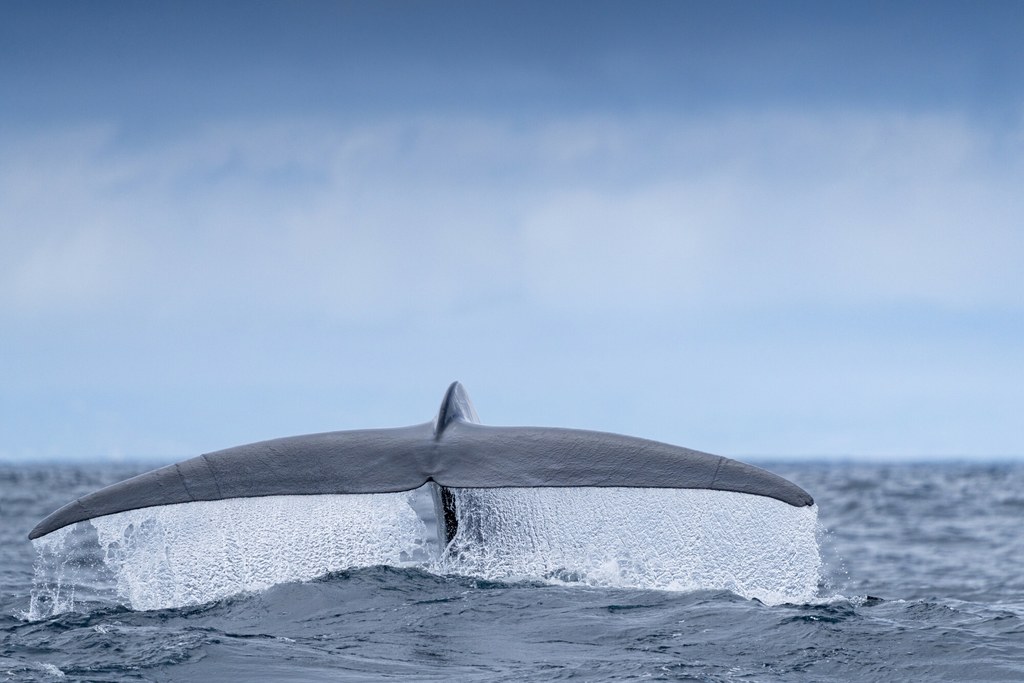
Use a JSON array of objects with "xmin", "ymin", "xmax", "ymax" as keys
[{"xmin": 30, "ymin": 487, "xmax": 820, "ymax": 616}]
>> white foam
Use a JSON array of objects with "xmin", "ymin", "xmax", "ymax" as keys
[
  {"xmin": 31, "ymin": 486, "xmax": 820, "ymax": 614},
  {"xmin": 37, "ymin": 663, "xmax": 66, "ymax": 679}
]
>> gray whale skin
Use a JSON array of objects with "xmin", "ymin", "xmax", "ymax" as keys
[{"xmin": 29, "ymin": 382, "xmax": 813, "ymax": 540}]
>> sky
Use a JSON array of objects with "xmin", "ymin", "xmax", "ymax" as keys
[{"xmin": 2, "ymin": 1, "xmax": 1022, "ymax": 462}]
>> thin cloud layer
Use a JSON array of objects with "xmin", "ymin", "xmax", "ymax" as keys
[{"xmin": 3, "ymin": 112, "xmax": 1021, "ymax": 319}]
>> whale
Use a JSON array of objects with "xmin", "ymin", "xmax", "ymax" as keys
[{"xmin": 28, "ymin": 382, "xmax": 813, "ymax": 541}]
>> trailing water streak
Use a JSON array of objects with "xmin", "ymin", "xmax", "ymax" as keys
[
  {"xmin": 33, "ymin": 492, "xmax": 434, "ymax": 614},
  {"xmin": 30, "ymin": 487, "xmax": 820, "ymax": 613},
  {"xmin": 445, "ymin": 487, "xmax": 821, "ymax": 604}
]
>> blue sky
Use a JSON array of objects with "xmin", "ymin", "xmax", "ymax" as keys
[{"xmin": 2, "ymin": 1, "xmax": 1022, "ymax": 461}]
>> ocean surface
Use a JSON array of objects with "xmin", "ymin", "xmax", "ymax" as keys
[{"xmin": 2, "ymin": 461, "xmax": 1022, "ymax": 681}]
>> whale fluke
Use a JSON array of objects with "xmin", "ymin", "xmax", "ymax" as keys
[{"xmin": 29, "ymin": 382, "xmax": 812, "ymax": 540}]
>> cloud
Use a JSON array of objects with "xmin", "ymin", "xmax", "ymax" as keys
[
  {"xmin": 522, "ymin": 111, "xmax": 1024, "ymax": 312},
  {"xmin": 2, "ymin": 110, "xmax": 1021, "ymax": 326}
]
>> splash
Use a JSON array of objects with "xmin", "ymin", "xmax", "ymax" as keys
[
  {"xmin": 444, "ymin": 488, "xmax": 820, "ymax": 604},
  {"xmin": 31, "ymin": 487, "xmax": 820, "ymax": 615},
  {"xmin": 32, "ymin": 493, "xmax": 431, "ymax": 615}
]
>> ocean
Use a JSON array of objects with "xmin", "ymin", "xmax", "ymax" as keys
[{"xmin": 2, "ymin": 462, "xmax": 1022, "ymax": 681}]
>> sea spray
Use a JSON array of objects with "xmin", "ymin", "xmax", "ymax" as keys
[
  {"xmin": 443, "ymin": 488, "xmax": 821, "ymax": 604},
  {"xmin": 31, "ymin": 486, "xmax": 820, "ymax": 614},
  {"xmin": 32, "ymin": 493, "xmax": 431, "ymax": 614}
]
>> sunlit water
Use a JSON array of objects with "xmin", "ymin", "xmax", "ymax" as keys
[{"xmin": 3, "ymin": 462, "xmax": 1023, "ymax": 681}]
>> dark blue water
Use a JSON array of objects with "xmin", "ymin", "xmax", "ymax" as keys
[{"xmin": 3, "ymin": 462, "xmax": 1023, "ymax": 681}]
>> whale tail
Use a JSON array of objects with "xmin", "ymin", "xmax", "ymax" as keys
[{"xmin": 29, "ymin": 382, "xmax": 812, "ymax": 541}]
